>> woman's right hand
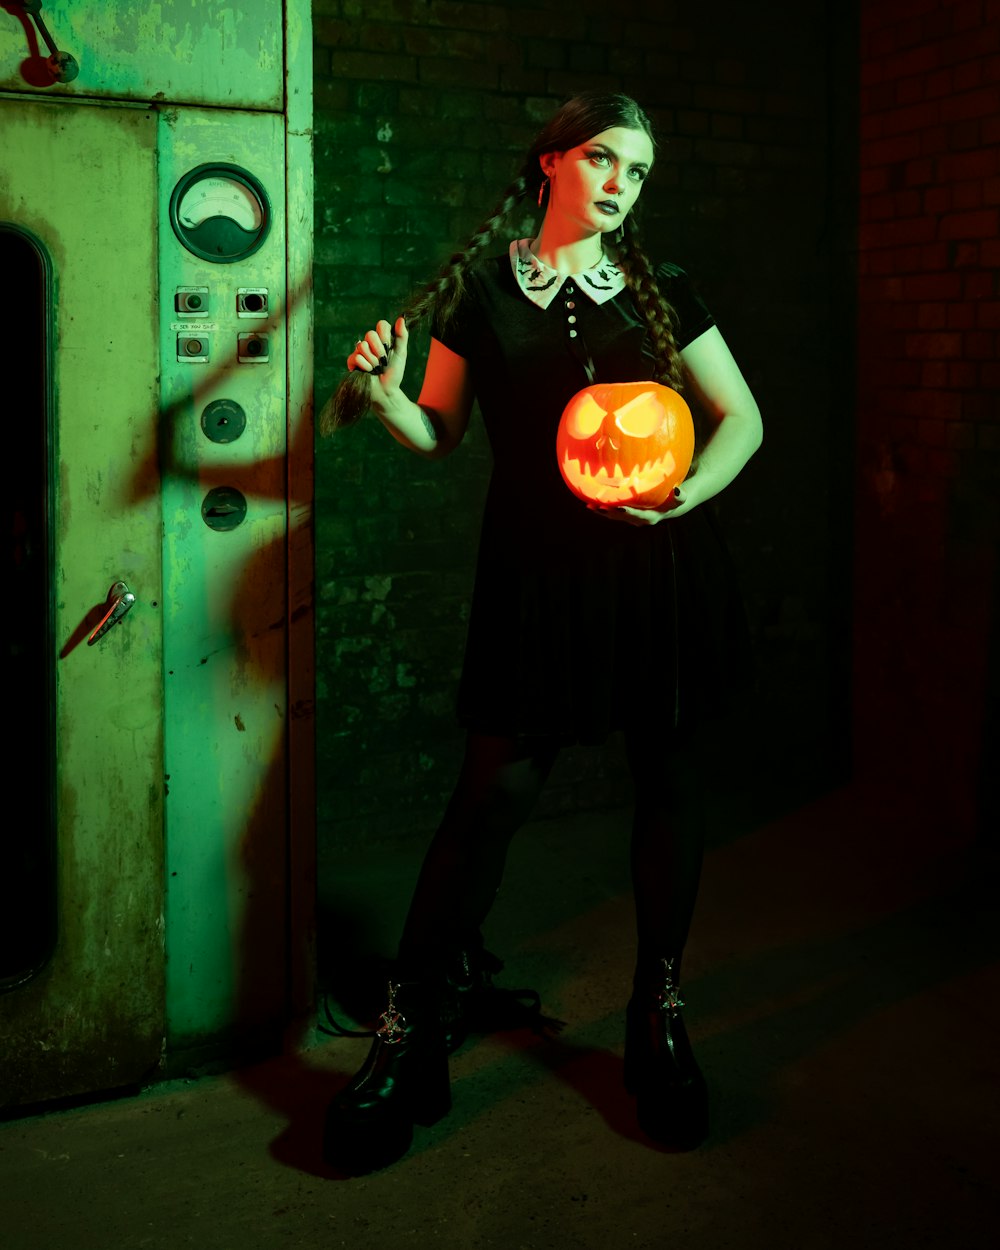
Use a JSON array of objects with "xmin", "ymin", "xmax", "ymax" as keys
[{"xmin": 347, "ymin": 316, "xmax": 408, "ymax": 393}]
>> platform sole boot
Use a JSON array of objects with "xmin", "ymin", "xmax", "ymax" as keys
[
  {"xmin": 623, "ymin": 957, "xmax": 709, "ymax": 1150},
  {"xmin": 440, "ymin": 939, "xmax": 560, "ymax": 1052},
  {"xmin": 323, "ymin": 978, "xmax": 451, "ymax": 1175}
]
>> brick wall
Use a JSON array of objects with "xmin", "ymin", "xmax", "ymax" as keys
[
  {"xmin": 313, "ymin": 0, "xmax": 853, "ymax": 849},
  {"xmin": 855, "ymin": 0, "xmax": 1000, "ymax": 839}
]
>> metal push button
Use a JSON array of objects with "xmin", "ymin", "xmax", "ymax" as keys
[
  {"xmin": 237, "ymin": 332, "xmax": 269, "ymax": 363},
  {"xmin": 177, "ymin": 334, "xmax": 210, "ymax": 362}
]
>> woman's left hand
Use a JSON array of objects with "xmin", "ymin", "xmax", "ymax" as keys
[{"xmin": 588, "ymin": 480, "xmax": 699, "ymax": 527}]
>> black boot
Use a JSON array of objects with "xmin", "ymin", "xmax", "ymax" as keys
[
  {"xmin": 624, "ymin": 957, "xmax": 709, "ymax": 1150},
  {"xmin": 439, "ymin": 941, "xmax": 562, "ymax": 1052},
  {"xmin": 323, "ymin": 978, "xmax": 451, "ymax": 1174}
]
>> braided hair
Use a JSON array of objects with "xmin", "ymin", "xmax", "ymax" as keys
[{"xmin": 321, "ymin": 91, "xmax": 684, "ymax": 435}]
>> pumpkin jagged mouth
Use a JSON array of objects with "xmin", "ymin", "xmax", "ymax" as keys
[{"xmin": 561, "ymin": 450, "xmax": 677, "ymax": 501}]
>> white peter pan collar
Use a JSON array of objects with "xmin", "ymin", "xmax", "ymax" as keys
[{"xmin": 510, "ymin": 239, "xmax": 626, "ymax": 310}]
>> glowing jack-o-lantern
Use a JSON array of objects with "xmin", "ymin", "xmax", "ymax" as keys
[{"xmin": 556, "ymin": 381, "xmax": 695, "ymax": 507}]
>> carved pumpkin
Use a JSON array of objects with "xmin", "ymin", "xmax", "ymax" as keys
[{"xmin": 556, "ymin": 381, "xmax": 695, "ymax": 507}]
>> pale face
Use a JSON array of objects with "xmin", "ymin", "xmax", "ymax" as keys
[{"xmin": 540, "ymin": 125, "xmax": 654, "ymax": 238}]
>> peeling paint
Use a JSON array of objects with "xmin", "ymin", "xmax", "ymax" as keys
[
  {"xmin": 0, "ymin": 0, "xmax": 314, "ymax": 1110},
  {"xmin": 1, "ymin": 1, "xmax": 282, "ymax": 108}
]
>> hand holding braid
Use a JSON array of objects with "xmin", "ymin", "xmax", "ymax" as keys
[{"xmin": 319, "ymin": 176, "xmax": 534, "ymax": 436}]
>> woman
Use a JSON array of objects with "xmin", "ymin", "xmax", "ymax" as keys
[{"xmin": 321, "ymin": 91, "xmax": 762, "ymax": 1173}]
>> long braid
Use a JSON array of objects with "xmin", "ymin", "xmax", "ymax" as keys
[
  {"xmin": 616, "ymin": 221, "xmax": 686, "ymax": 393},
  {"xmin": 319, "ymin": 169, "xmax": 537, "ymax": 436},
  {"xmin": 404, "ymin": 176, "xmax": 531, "ymax": 330}
]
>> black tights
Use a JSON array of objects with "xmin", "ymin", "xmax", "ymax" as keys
[{"xmin": 398, "ymin": 730, "xmax": 706, "ymax": 985}]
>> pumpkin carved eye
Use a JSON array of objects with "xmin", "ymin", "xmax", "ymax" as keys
[
  {"xmin": 613, "ymin": 391, "xmax": 666, "ymax": 438},
  {"xmin": 566, "ymin": 392, "xmax": 606, "ymax": 440}
]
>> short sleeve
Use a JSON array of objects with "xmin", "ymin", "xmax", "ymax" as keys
[
  {"xmin": 655, "ymin": 262, "xmax": 715, "ymax": 349},
  {"xmin": 430, "ymin": 278, "xmax": 481, "ymax": 359}
]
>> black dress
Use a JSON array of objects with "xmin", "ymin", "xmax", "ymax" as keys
[{"xmin": 434, "ymin": 243, "xmax": 752, "ymax": 745}]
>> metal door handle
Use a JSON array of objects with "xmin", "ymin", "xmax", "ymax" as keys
[{"xmin": 88, "ymin": 581, "xmax": 136, "ymax": 646}]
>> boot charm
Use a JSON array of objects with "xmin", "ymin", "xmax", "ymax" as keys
[
  {"xmin": 656, "ymin": 958, "xmax": 685, "ymax": 1013},
  {"xmin": 375, "ymin": 980, "xmax": 407, "ymax": 1045}
]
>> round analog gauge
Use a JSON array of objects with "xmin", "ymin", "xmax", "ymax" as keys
[{"xmin": 169, "ymin": 163, "xmax": 271, "ymax": 263}]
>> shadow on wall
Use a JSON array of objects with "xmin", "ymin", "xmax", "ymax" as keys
[{"xmin": 123, "ymin": 273, "xmax": 315, "ymax": 1072}]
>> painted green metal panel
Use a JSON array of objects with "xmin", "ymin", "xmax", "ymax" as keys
[
  {"xmin": 0, "ymin": 2, "xmax": 314, "ymax": 1103},
  {"xmin": 0, "ymin": 98, "xmax": 165, "ymax": 1107},
  {"xmin": 157, "ymin": 106, "xmax": 291, "ymax": 1057},
  {"xmin": 282, "ymin": 0, "xmax": 317, "ymax": 1021},
  {"xmin": 0, "ymin": 1, "xmax": 283, "ymax": 109}
]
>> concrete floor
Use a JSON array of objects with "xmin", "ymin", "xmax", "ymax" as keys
[{"xmin": 2, "ymin": 779, "xmax": 997, "ymax": 1250}]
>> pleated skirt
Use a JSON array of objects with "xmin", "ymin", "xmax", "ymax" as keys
[{"xmin": 455, "ymin": 490, "xmax": 753, "ymax": 745}]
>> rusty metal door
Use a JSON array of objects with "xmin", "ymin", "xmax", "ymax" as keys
[{"xmin": 0, "ymin": 98, "xmax": 166, "ymax": 1106}]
